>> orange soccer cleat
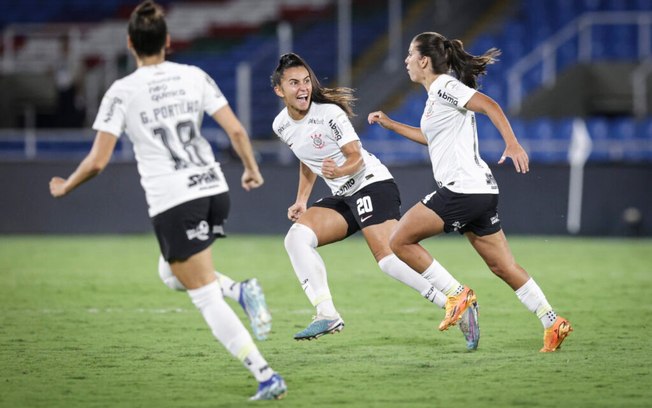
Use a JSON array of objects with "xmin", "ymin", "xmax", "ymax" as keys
[
  {"xmin": 540, "ymin": 316, "xmax": 573, "ymax": 352},
  {"xmin": 439, "ymin": 286, "xmax": 476, "ymax": 331}
]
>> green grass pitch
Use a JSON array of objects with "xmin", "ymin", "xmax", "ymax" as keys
[{"xmin": 1, "ymin": 234, "xmax": 651, "ymax": 407}]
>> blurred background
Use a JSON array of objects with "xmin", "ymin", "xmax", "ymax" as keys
[{"xmin": 0, "ymin": 0, "xmax": 650, "ymax": 236}]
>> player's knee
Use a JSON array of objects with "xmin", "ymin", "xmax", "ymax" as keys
[
  {"xmin": 388, "ymin": 233, "xmax": 403, "ymax": 256},
  {"xmin": 158, "ymin": 255, "xmax": 187, "ymax": 291},
  {"xmin": 284, "ymin": 223, "xmax": 318, "ymax": 252}
]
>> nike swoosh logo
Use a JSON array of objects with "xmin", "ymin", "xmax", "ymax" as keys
[{"xmin": 361, "ymin": 215, "xmax": 373, "ymax": 222}]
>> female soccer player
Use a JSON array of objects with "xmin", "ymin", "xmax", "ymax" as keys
[
  {"xmin": 368, "ymin": 32, "xmax": 572, "ymax": 352},
  {"xmin": 271, "ymin": 53, "xmax": 479, "ymax": 349},
  {"xmin": 48, "ymin": 1, "xmax": 286, "ymax": 399}
]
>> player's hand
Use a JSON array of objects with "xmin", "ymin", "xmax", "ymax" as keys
[
  {"xmin": 287, "ymin": 202, "xmax": 306, "ymax": 222},
  {"xmin": 498, "ymin": 143, "xmax": 529, "ymax": 174},
  {"xmin": 241, "ymin": 168, "xmax": 264, "ymax": 191},
  {"xmin": 49, "ymin": 177, "xmax": 68, "ymax": 198},
  {"xmin": 321, "ymin": 158, "xmax": 339, "ymax": 179},
  {"xmin": 367, "ymin": 111, "xmax": 392, "ymax": 129}
]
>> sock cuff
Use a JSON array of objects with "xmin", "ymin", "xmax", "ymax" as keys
[
  {"xmin": 312, "ymin": 293, "xmax": 333, "ymax": 307},
  {"xmin": 515, "ymin": 277, "xmax": 535, "ymax": 297},
  {"xmin": 377, "ymin": 254, "xmax": 396, "ymax": 269},
  {"xmin": 187, "ymin": 280, "xmax": 222, "ymax": 308},
  {"xmin": 287, "ymin": 223, "xmax": 318, "ymax": 247}
]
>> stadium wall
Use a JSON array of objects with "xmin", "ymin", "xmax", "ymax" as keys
[{"xmin": 1, "ymin": 162, "xmax": 650, "ymax": 236}]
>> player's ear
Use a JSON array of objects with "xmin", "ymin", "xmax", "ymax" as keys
[
  {"xmin": 273, "ymin": 85, "xmax": 284, "ymax": 98},
  {"xmin": 165, "ymin": 34, "xmax": 171, "ymax": 50},
  {"xmin": 127, "ymin": 35, "xmax": 133, "ymax": 50}
]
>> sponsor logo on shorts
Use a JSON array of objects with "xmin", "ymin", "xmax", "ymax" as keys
[
  {"xmin": 422, "ymin": 191, "xmax": 437, "ymax": 203},
  {"xmin": 186, "ymin": 220, "xmax": 210, "ymax": 241},
  {"xmin": 490, "ymin": 214, "xmax": 500, "ymax": 225},
  {"xmin": 361, "ymin": 214, "xmax": 373, "ymax": 222},
  {"xmin": 452, "ymin": 221, "xmax": 467, "ymax": 231}
]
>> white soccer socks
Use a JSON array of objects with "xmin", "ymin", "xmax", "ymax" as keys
[
  {"xmin": 515, "ymin": 277, "xmax": 557, "ymax": 329},
  {"xmin": 284, "ymin": 223, "xmax": 338, "ymax": 318},
  {"xmin": 421, "ymin": 258, "xmax": 464, "ymax": 297},
  {"xmin": 158, "ymin": 255, "xmax": 241, "ymax": 300},
  {"xmin": 188, "ymin": 280, "xmax": 273, "ymax": 382},
  {"xmin": 378, "ymin": 254, "xmax": 447, "ymax": 308}
]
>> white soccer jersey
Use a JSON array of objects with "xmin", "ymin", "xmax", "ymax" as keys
[
  {"xmin": 420, "ymin": 74, "xmax": 499, "ymax": 194},
  {"xmin": 93, "ymin": 61, "xmax": 230, "ymax": 217},
  {"xmin": 273, "ymin": 102, "xmax": 392, "ymax": 196}
]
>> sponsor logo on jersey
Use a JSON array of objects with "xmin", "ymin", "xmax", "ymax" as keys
[
  {"xmin": 188, "ymin": 167, "xmax": 221, "ymax": 188},
  {"xmin": 485, "ymin": 173, "xmax": 497, "ymax": 186},
  {"xmin": 204, "ymin": 74, "xmax": 223, "ymax": 98},
  {"xmin": 277, "ymin": 121, "xmax": 291, "ymax": 135},
  {"xmin": 103, "ymin": 97, "xmax": 123, "ymax": 123},
  {"xmin": 308, "ymin": 118, "xmax": 324, "ymax": 125},
  {"xmin": 328, "ymin": 119, "xmax": 343, "ymax": 141},
  {"xmin": 150, "ymin": 88, "xmax": 186, "ymax": 102},
  {"xmin": 334, "ymin": 178, "xmax": 355, "ymax": 196},
  {"xmin": 311, "ymin": 133, "xmax": 325, "ymax": 149},
  {"xmin": 186, "ymin": 220, "xmax": 210, "ymax": 241},
  {"xmin": 437, "ymin": 89, "xmax": 458, "ymax": 106}
]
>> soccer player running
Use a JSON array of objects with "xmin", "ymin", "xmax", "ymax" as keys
[
  {"xmin": 368, "ymin": 32, "xmax": 572, "ymax": 352},
  {"xmin": 48, "ymin": 1, "xmax": 287, "ymax": 400},
  {"xmin": 271, "ymin": 52, "xmax": 479, "ymax": 349}
]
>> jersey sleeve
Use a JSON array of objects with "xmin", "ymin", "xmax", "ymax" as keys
[
  {"xmin": 439, "ymin": 77, "xmax": 477, "ymax": 108},
  {"xmin": 197, "ymin": 67, "xmax": 228, "ymax": 115},
  {"xmin": 92, "ymin": 82, "xmax": 126, "ymax": 137},
  {"xmin": 325, "ymin": 105, "xmax": 358, "ymax": 147}
]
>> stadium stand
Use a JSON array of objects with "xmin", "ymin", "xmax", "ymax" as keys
[{"xmin": 1, "ymin": 0, "xmax": 651, "ymax": 164}]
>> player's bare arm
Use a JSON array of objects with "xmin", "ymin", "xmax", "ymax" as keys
[
  {"xmin": 465, "ymin": 92, "xmax": 529, "ymax": 174},
  {"xmin": 321, "ymin": 141, "xmax": 363, "ymax": 179},
  {"xmin": 288, "ymin": 162, "xmax": 317, "ymax": 221},
  {"xmin": 211, "ymin": 105, "xmax": 264, "ymax": 190},
  {"xmin": 49, "ymin": 131, "xmax": 117, "ymax": 198},
  {"xmin": 367, "ymin": 110, "xmax": 427, "ymax": 145}
]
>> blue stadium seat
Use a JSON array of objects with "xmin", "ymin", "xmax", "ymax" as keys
[{"xmin": 586, "ymin": 117, "xmax": 613, "ymax": 161}]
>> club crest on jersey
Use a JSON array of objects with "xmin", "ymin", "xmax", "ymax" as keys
[{"xmin": 311, "ymin": 133, "xmax": 325, "ymax": 149}]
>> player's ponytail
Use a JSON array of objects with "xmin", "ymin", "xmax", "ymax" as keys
[{"xmin": 413, "ymin": 32, "xmax": 500, "ymax": 90}]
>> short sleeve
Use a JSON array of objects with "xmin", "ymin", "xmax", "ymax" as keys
[
  {"xmin": 326, "ymin": 106, "xmax": 358, "ymax": 147},
  {"xmin": 198, "ymin": 68, "xmax": 228, "ymax": 115},
  {"xmin": 92, "ymin": 83, "xmax": 126, "ymax": 137},
  {"xmin": 439, "ymin": 77, "xmax": 476, "ymax": 108}
]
